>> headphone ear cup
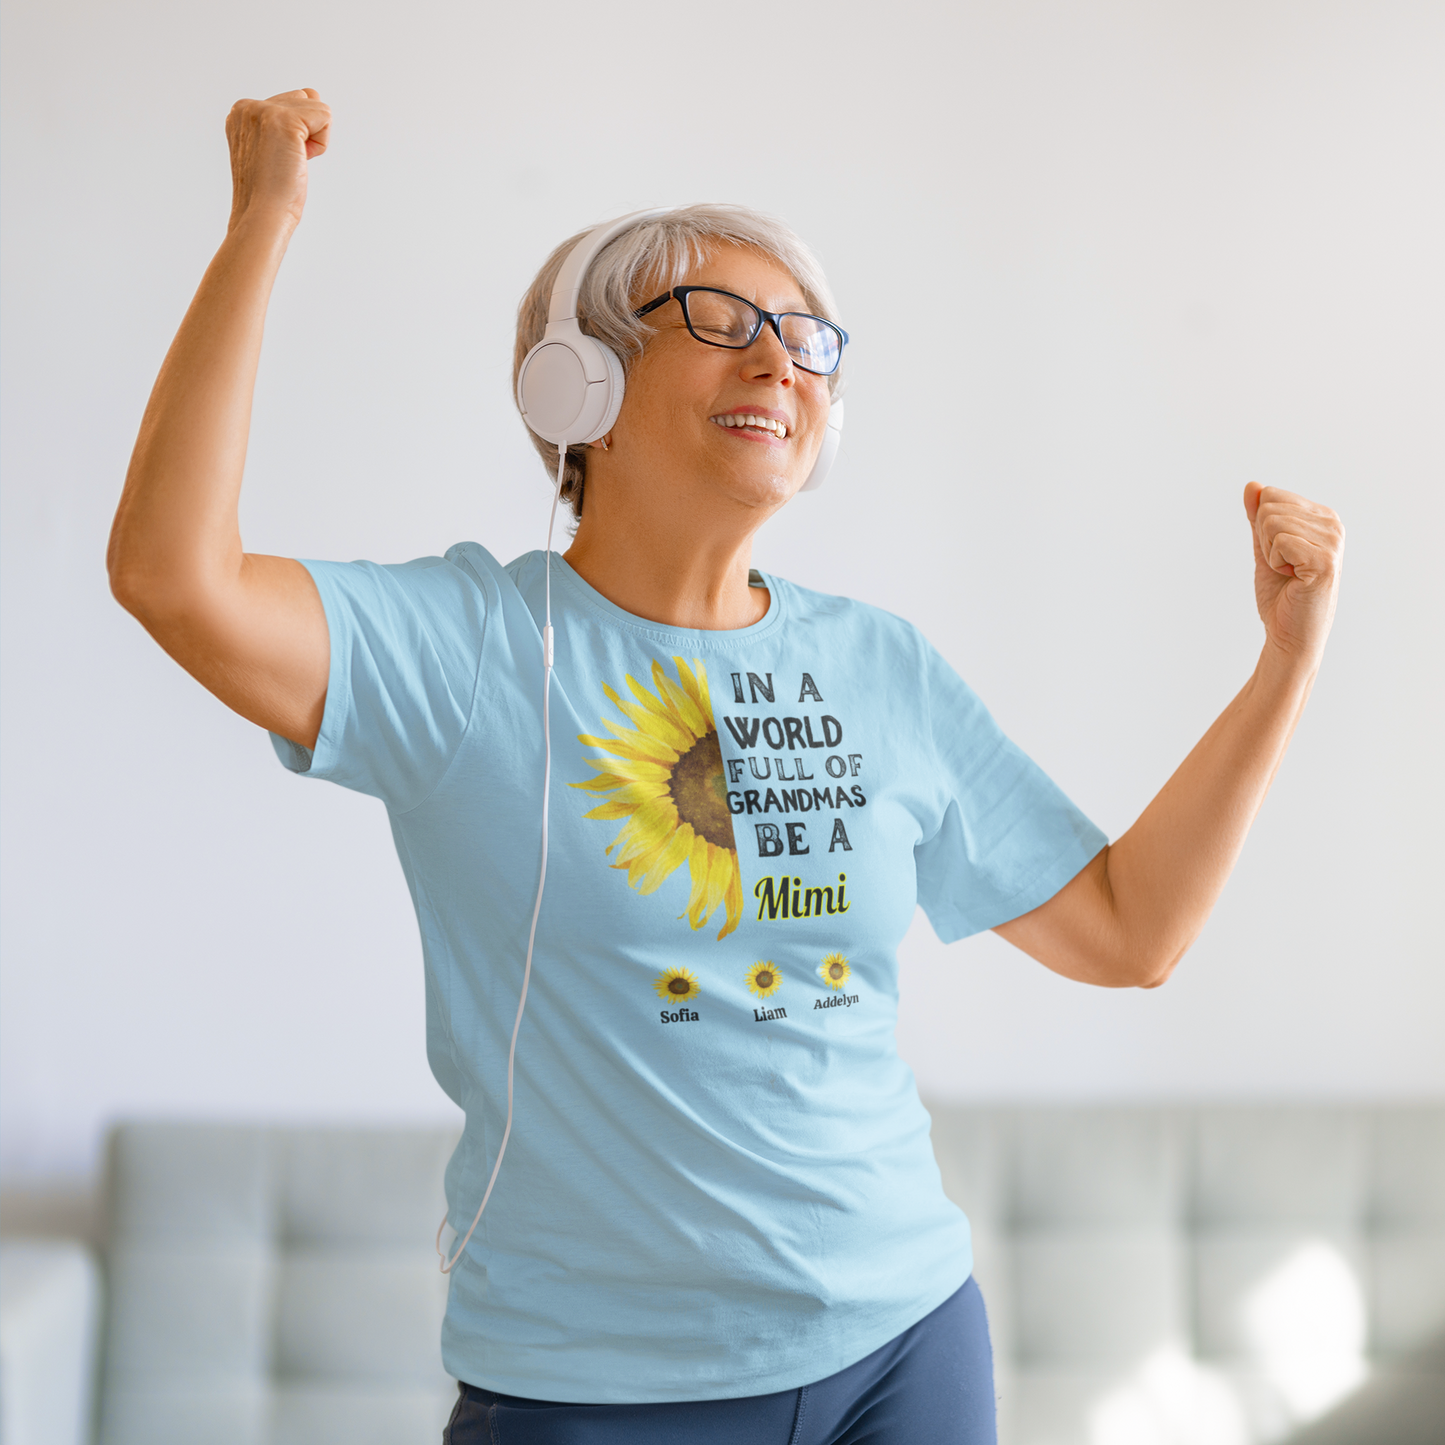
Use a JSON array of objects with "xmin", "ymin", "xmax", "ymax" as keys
[
  {"xmin": 517, "ymin": 332, "xmax": 625, "ymax": 447},
  {"xmin": 799, "ymin": 398, "xmax": 844, "ymax": 492},
  {"xmin": 590, "ymin": 341, "xmax": 625, "ymax": 443}
]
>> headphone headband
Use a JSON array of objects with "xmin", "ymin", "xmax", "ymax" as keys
[{"xmin": 547, "ymin": 208, "xmax": 671, "ymax": 328}]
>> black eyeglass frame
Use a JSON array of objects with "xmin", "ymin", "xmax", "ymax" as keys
[{"xmin": 633, "ymin": 286, "xmax": 849, "ymax": 376}]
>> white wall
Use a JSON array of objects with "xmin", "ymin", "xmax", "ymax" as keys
[{"xmin": 3, "ymin": 0, "xmax": 1442, "ymax": 1185}]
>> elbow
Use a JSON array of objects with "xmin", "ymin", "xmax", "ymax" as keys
[
  {"xmin": 1129, "ymin": 944, "xmax": 1188, "ymax": 990},
  {"xmin": 107, "ymin": 538, "xmax": 202, "ymax": 630},
  {"xmin": 108, "ymin": 552, "xmax": 146, "ymax": 618},
  {"xmin": 108, "ymin": 552, "xmax": 173, "ymax": 627},
  {"xmin": 1081, "ymin": 935, "xmax": 1187, "ymax": 990},
  {"xmin": 1059, "ymin": 941, "xmax": 1183, "ymax": 990},
  {"xmin": 106, "ymin": 520, "xmax": 150, "ymax": 619},
  {"xmin": 1096, "ymin": 958, "xmax": 1175, "ymax": 990}
]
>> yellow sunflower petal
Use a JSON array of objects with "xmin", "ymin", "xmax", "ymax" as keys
[
  {"xmin": 603, "ymin": 707, "xmax": 693, "ymax": 755},
  {"xmin": 652, "ymin": 659, "xmax": 707, "ymax": 736},
  {"xmin": 594, "ymin": 780, "xmax": 670, "ymax": 812},
  {"xmin": 571, "ymin": 772, "xmax": 627, "ymax": 793},
  {"xmin": 578, "ymin": 731, "xmax": 678, "ymax": 766},
  {"xmin": 633, "ymin": 822, "xmax": 695, "ymax": 894},
  {"xmin": 682, "ymin": 833, "xmax": 715, "ymax": 929},
  {"xmin": 717, "ymin": 857, "xmax": 743, "ymax": 940},
  {"xmin": 604, "ymin": 815, "xmax": 664, "ymax": 866},
  {"xmin": 579, "ymin": 756, "xmax": 672, "ymax": 785},
  {"xmin": 693, "ymin": 660, "xmax": 714, "ymax": 722},
  {"xmin": 583, "ymin": 800, "xmax": 645, "ymax": 821},
  {"xmin": 607, "ymin": 823, "xmax": 655, "ymax": 866},
  {"xmin": 624, "ymin": 822, "xmax": 689, "ymax": 889},
  {"xmin": 569, "ymin": 757, "xmax": 661, "ymax": 791},
  {"xmin": 672, "ymin": 657, "xmax": 707, "ymax": 713},
  {"xmin": 700, "ymin": 842, "xmax": 731, "ymax": 922},
  {"xmin": 602, "ymin": 683, "xmax": 695, "ymax": 752},
  {"xmin": 607, "ymin": 799, "xmax": 682, "ymax": 866},
  {"xmin": 593, "ymin": 718, "xmax": 681, "ymax": 761},
  {"xmin": 620, "ymin": 835, "xmax": 668, "ymax": 886},
  {"xmin": 626, "ymin": 672, "xmax": 686, "ymax": 724}
]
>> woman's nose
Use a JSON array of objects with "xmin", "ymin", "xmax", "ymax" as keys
[{"xmin": 739, "ymin": 325, "xmax": 795, "ymax": 385}]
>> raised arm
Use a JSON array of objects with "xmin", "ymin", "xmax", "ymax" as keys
[
  {"xmin": 107, "ymin": 89, "xmax": 332, "ymax": 749},
  {"xmin": 995, "ymin": 482, "xmax": 1345, "ymax": 988}
]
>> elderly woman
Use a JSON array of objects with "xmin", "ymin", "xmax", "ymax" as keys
[{"xmin": 109, "ymin": 91, "xmax": 1344, "ymax": 1444}]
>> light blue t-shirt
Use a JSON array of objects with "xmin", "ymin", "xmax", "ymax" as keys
[{"xmin": 272, "ymin": 545, "xmax": 1106, "ymax": 1403}]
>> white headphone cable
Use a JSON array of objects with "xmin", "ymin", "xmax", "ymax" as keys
[{"xmin": 437, "ymin": 440, "xmax": 566, "ymax": 1274}]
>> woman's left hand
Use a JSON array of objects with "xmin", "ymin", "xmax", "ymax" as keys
[{"xmin": 1245, "ymin": 482, "xmax": 1345, "ymax": 668}]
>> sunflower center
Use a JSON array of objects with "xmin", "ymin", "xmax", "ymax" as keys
[
  {"xmin": 755, "ymin": 970, "xmax": 774, "ymax": 990},
  {"xmin": 829, "ymin": 963, "xmax": 845, "ymax": 979},
  {"xmin": 668, "ymin": 731, "xmax": 737, "ymax": 851},
  {"xmin": 668, "ymin": 976, "xmax": 693, "ymax": 996}
]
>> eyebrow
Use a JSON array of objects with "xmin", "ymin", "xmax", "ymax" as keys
[{"xmin": 693, "ymin": 282, "xmax": 810, "ymax": 310}]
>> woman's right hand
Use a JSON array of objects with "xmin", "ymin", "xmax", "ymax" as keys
[{"xmin": 225, "ymin": 88, "xmax": 331, "ymax": 233}]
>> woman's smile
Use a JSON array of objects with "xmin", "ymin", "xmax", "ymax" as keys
[{"xmin": 708, "ymin": 406, "xmax": 791, "ymax": 444}]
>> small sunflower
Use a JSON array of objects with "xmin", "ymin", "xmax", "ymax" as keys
[
  {"xmin": 573, "ymin": 657, "xmax": 742, "ymax": 940},
  {"xmin": 654, "ymin": 967, "xmax": 701, "ymax": 1003},
  {"xmin": 746, "ymin": 961, "xmax": 782, "ymax": 998},
  {"xmin": 819, "ymin": 953, "xmax": 852, "ymax": 990}
]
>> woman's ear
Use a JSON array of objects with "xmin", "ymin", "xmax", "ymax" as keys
[{"xmin": 591, "ymin": 434, "xmax": 611, "ymax": 452}]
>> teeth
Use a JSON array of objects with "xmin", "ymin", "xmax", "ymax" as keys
[{"xmin": 712, "ymin": 414, "xmax": 787, "ymax": 437}]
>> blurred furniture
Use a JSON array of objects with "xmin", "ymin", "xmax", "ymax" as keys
[
  {"xmin": 0, "ymin": 1239, "xmax": 102, "ymax": 1445},
  {"xmin": 937, "ymin": 1105, "xmax": 1445, "ymax": 1445},
  {"xmin": 82, "ymin": 1107, "xmax": 1445, "ymax": 1444},
  {"xmin": 97, "ymin": 1125, "xmax": 459, "ymax": 1445}
]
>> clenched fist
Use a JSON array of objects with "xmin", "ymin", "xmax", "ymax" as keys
[
  {"xmin": 225, "ymin": 88, "xmax": 331, "ymax": 233},
  {"xmin": 1244, "ymin": 482, "xmax": 1344, "ymax": 667}
]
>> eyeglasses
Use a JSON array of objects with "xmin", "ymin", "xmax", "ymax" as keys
[{"xmin": 634, "ymin": 287, "xmax": 849, "ymax": 376}]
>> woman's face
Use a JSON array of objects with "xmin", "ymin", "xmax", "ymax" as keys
[{"xmin": 608, "ymin": 244, "xmax": 835, "ymax": 514}]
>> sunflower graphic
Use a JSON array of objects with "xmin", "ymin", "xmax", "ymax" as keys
[
  {"xmin": 746, "ymin": 961, "xmax": 782, "ymax": 999},
  {"xmin": 653, "ymin": 967, "xmax": 701, "ymax": 1003},
  {"xmin": 819, "ymin": 953, "xmax": 852, "ymax": 990},
  {"xmin": 573, "ymin": 658, "xmax": 742, "ymax": 940}
]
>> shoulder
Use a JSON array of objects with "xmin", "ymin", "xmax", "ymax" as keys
[
  {"xmin": 301, "ymin": 543, "xmax": 512, "ymax": 652},
  {"xmin": 765, "ymin": 575, "xmax": 993, "ymax": 739},
  {"xmin": 763, "ymin": 573, "xmax": 933, "ymax": 664}
]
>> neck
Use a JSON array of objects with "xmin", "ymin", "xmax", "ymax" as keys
[{"xmin": 562, "ymin": 469, "xmax": 773, "ymax": 631}]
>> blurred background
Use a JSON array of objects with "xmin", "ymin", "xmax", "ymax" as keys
[{"xmin": 2, "ymin": 1, "xmax": 1442, "ymax": 1442}]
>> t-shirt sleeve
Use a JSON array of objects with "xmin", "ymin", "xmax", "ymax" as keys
[
  {"xmin": 269, "ymin": 555, "xmax": 489, "ymax": 811},
  {"xmin": 913, "ymin": 641, "xmax": 1107, "ymax": 943}
]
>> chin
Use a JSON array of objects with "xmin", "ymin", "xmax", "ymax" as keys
[{"xmin": 719, "ymin": 464, "xmax": 797, "ymax": 511}]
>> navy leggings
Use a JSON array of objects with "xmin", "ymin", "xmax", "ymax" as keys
[{"xmin": 442, "ymin": 1276, "xmax": 996, "ymax": 1445}]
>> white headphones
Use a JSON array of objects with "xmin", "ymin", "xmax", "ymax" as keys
[{"xmin": 516, "ymin": 208, "xmax": 844, "ymax": 491}]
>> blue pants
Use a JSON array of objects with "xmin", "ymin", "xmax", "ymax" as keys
[{"xmin": 442, "ymin": 1276, "xmax": 996, "ymax": 1444}]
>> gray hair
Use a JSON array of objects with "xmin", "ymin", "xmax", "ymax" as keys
[{"xmin": 512, "ymin": 203, "xmax": 843, "ymax": 519}]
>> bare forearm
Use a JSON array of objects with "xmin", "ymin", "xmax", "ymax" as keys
[
  {"xmin": 1101, "ymin": 646, "xmax": 1316, "ymax": 982},
  {"xmin": 998, "ymin": 652, "xmax": 1315, "ymax": 988},
  {"xmin": 108, "ymin": 210, "xmax": 292, "ymax": 608}
]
